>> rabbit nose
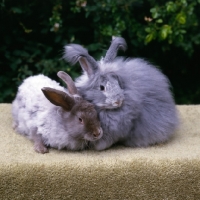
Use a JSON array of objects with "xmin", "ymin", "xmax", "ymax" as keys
[
  {"xmin": 113, "ymin": 100, "xmax": 122, "ymax": 107},
  {"xmin": 93, "ymin": 131, "xmax": 100, "ymax": 138}
]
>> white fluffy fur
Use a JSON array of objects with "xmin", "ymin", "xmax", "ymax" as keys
[
  {"xmin": 12, "ymin": 74, "xmax": 103, "ymax": 152},
  {"xmin": 12, "ymin": 75, "xmax": 76, "ymax": 149},
  {"xmin": 75, "ymin": 71, "xmax": 89, "ymax": 88}
]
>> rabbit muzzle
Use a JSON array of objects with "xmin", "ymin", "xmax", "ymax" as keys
[
  {"xmin": 85, "ymin": 127, "xmax": 103, "ymax": 141},
  {"xmin": 95, "ymin": 127, "xmax": 103, "ymax": 138},
  {"xmin": 103, "ymin": 82, "xmax": 124, "ymax": 109},
  {"xmin": 112, "ymin": 99, "xmax": 123, "ymax": 108},
  {"xmin": 103, "ymin": 94, "xmax": 124, "ymax": 109}
]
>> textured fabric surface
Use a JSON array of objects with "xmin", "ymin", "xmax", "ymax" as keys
[{"xmin": 0, "ymin": 104, "xmax": 200, "ymax": 200}]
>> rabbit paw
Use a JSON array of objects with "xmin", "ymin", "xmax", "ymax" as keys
[
  {"xmin": 12, "ymin": 122, "xmax": 18, "ymax": 130},
  {"xmin": 34, "ymin": 143, "xmax": 49, "ymax": 154},
  {"xmin": 92, "ymin": 140, "xmax": 111, "ymax": 151}
]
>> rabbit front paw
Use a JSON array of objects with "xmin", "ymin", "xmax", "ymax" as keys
[
  {"xmin": 34, "ymin": 143, "xmax": 49, "ymax": 154},
  {"xmin": 92, "ymin": 140, "xmax": 112, "ymax": 151}
]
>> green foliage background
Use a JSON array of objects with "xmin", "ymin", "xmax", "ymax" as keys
[{"xmin": 1, "ymin": 0, "xmax": 200, "ymax": 104}]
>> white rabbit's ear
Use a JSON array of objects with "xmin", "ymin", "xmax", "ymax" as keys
[
  {"xmin": 57, "ymin": 71, "xmax": 78, "ymax": 95},
  {"xmin": 104, "ymin": 37, "xmax": 127, "ymax": 63},
  {"xmin": 63, "ymin": 44, "xmax": 99, "ymax": 77},
  {"xmin": 41, "ymin": 87, "xmax": 75, "ymax": 111}
]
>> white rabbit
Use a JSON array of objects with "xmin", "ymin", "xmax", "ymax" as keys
[
  {"xmin": 63, "ymin": 37, "xmax": 179, "ymax": 151},
  {"xmin": 12, "ymin": 71, "xmax": 103, "ymax": 153}
]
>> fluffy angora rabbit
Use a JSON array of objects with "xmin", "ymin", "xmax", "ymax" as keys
[
  {"xmin": 63, "ymin": 37, "xmax": 179, "ymax": 150},
  {"xmin": 12, "ymin": 71, "xmax": 103, "ymax": 153}
]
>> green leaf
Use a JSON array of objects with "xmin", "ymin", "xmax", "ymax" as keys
[
  {"xmin": 180, "ymin": 29, "xmax": 186, "ymax": 34},
  {"xmin": 180, "ymin": 0, "xmax": 187, "ymax": 6},
  {"xmin": 178, "ymin": 16, "xmax": 186, "ymax": 24},
  {"xmin": 160, "ymin": 25, "xmax": 172, "ymax": 40},
  {"xmin": 11, "ymin": 7, "xmax": 22, "ymax": 14},
  {"xmin": 160, "ymin": 29, "xmax": 168, "ymax": 39},
  {"xmin": 145, "ymin": 33, "xmax": 154, "ymax": 43},
  {"xmin": 166, "ymin": 2, "xmax": 177, "ymax": 12},
  {"xmin": 150, "ymin": 7, "xmax": 159, "ymax": 19},
  {"xmin": 176, "ymin": 13, "xmax": 186, "ymax": 24},
  {"xmin": 145, "ymin": 27, "xmax": 151, "ymax": 33},
  {"xmin": 152, "ymin": 12, "xmax": 159, "ymax": 19},
  {"xmin": 156, "ymin": 19, "xmax": 163, "ymax": 23},
  {"xmin": 150, "ymin": 8, "xmax": 156, "ymax": 13}
]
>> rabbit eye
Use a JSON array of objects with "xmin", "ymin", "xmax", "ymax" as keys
[
  {"xmin": 79, "ymin": 117, "xmax": 83, "ymax": 123},
  {"xmin": 100, "ymin": 85, "xmax": 105, "ymax": 91}
]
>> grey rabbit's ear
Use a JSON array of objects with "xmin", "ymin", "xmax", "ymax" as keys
[
  {"xmin": 41, "ymin": 87, "xmax": 75, "ymax": 111},
  {"xmin": 63, "ymin": 44, "xmax": 99, "ymax": 77},
  {"xmin": 104, "ymin": 36, "xmax": 127, "ymax": 63},
  {"xmin": 108, "ymin": 72, "xmax": 124, "ymax": 89},
  {"xmin": 57, "ymin": 71, "xmax": 78, "ymax": 95}
]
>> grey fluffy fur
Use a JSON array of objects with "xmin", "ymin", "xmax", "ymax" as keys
[
  {"xmin": 12, "ymin": 72, "xmax": 103, "ymax": 153},
  {"xmin": 63, "ymin": 37, "xmax": 180, "ymax": 150}
]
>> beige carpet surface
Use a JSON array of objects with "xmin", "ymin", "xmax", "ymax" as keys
[{"xmin": 0, "ymin": 104, "xmax": 200, "ymax": 199}]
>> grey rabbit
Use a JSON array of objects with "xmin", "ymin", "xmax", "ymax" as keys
[
  {"xmin": 12, "ymin": 71, "xmax": 103, "ymax": 153},
  {"xmin": 63, "ymin": 37, "xmax": 180, "ymax": 151}
]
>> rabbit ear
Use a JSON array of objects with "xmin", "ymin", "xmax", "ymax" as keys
[
  {"xmin": 41, "ymin": 87, "xmax": 75, "ymax": 111},
  {"xmin": 57, "ymin": 71, "xmax": 78, "ymax": 95},
  {"xmin": 63, "ymin": 44, "xmax": 99, "ymax": 77},
  {"xmin": 109, "ymin": 72, "xmax": 124, "ymax": 89},
  {"xmin": 104, "ymin": 36, "xmax": 127, "ymax": 63}
]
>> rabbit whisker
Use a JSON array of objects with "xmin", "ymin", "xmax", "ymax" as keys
[{"xmin": 83, "ymin": 139, "xmax": 91, "ymax": 149}]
